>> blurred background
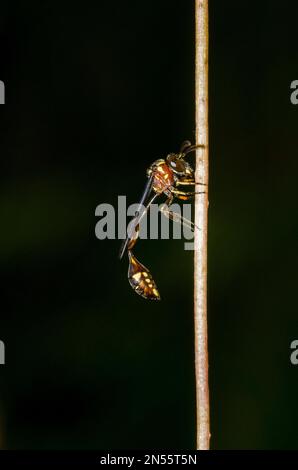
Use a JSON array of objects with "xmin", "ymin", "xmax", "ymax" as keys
[{"xmin": 0, "ymin": 0, "xmax": 298, "ymax": 449}]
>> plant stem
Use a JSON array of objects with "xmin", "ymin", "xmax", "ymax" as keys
[{"xmin": 194, "ymin": 0, "xmax": 210, "ymax": 450}]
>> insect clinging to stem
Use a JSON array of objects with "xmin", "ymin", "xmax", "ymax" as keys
[{"xmin": 119, "ymin": 140, "xmax": 205, "ymax": 300}]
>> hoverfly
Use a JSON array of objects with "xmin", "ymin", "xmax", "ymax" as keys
[{"xmin": 119, "ymin": 140, "xmax": 205, "ymax": 300}]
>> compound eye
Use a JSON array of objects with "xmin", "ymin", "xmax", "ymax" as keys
[{"xmin": 167, "ymin": 154, "xmax": 186, "ymax": 173}]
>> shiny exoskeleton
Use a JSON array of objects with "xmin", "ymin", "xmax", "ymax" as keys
[{"xmin": 119, "ymin": 140, "xmax": 205, "ymax": 300}]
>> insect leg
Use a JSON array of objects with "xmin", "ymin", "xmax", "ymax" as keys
[
  {"xmin": 170, "ymin": 188, "xmax": 205, "ymax": 200},
  {"xmin": 160, "ymin": 196, "xmax": 199, "ymax": 230},
  {"xmin": 176, "ymin": 179, "xmax": 207, "ymax": 186}
]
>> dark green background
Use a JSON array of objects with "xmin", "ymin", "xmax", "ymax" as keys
[{"xmin": 0, "ymin": 0, "xmax": 298, "ymax": 449}]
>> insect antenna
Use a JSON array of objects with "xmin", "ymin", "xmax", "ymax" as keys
[{"xmin": 180, "ymin": 143, "xmax": 205, "ymax": 158}]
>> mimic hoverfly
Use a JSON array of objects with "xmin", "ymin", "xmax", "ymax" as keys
[{"xmin": 119, "ymin": 140, "xmax": 205, "ymax": 300}]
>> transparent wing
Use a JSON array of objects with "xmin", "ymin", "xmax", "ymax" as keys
[{"xmin": 119, "ymin": 175, "xmax": 154, "ymax": 260}]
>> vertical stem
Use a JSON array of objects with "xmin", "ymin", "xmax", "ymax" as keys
[{"xmin": 194, "ymin": 0, "xmax": 210, "ymax": 450}]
